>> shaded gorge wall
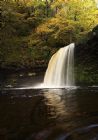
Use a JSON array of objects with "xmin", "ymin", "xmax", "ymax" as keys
[{"xmin": 75, "ymin": 26, "xmax": 98, "ymax": 85}]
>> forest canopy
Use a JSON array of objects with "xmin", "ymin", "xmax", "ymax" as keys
[{"xmin": 0, "ymin": 0, "xmax": 98, "ymax": 69}]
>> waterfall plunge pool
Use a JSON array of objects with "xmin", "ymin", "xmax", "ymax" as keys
[
  {"xmin": 0, "ymin": 43, "xmax": 98, "ymax": 139},
  {"xmin": 0, "ymin": 86, "xmax": 98, "ymax": 140},
  {"xmin": 0, "ymin": 73, "xmax": 98, "ymax": 140}
]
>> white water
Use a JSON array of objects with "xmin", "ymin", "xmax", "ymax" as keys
[
  {"xmin": 43, "ymin": 43, "xmax": 75, "ymax": 88},
  {"xmin": 5, "ymin": 43, "xmax": 75, "ymax": 90}
]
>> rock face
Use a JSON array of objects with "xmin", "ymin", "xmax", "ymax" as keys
[{"xmin": 74, "ymin": 26, "xmax": 98, "ymax": 85}]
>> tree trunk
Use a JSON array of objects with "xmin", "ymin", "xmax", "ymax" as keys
[{"xmin": 46, "ymin": 0, "xmax": 49, "ymax": 17}]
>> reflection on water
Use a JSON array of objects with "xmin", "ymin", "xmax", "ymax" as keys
[
  {"xmin": 43, "ymin": 89, "xmax": 77, "ymax": 122},
  {"xmin": 0, "ymin": 87, "xmax": 98, "ymax": 140},
  {"xmin": 44, "ymin": 90, "xmax": 66, "ymax": 120}
]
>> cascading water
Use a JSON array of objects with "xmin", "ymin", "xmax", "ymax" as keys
[{"xmin": 43, "ymin": 43, "xmax": 75, "ymax": 88}]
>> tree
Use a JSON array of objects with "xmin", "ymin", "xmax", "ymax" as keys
[
  {"xmin": 37, "ymin": 0, "xmax": 98, "ymax": 45},
  {"xmin": 0, "ymin": 0, "xmax": 98, "ymax": 69}
]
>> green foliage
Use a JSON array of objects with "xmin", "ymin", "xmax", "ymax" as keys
[
  {"xmin": 36, "ymin": 0, "xmax": 98, "ymax": 45},
  {"xmin": 75, "ymin": 66, "xmax": 98, "ymax": 84},
  {"xmin": 0, "ymin": 0, "xmax": 98, "ymax": 73}
]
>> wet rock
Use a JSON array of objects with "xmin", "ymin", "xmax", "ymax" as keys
[{"xmin": 28, "ymin": 73, "xmax": 36, "ymax": 76}]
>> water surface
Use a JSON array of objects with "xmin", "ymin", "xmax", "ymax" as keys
[
  {"xmin": 0, "ymin": 86, "xmax": 98, "ymax": 140},
  {"xmin": 0, "ymin": 72, "xmax": 98, "ymax": 140}
]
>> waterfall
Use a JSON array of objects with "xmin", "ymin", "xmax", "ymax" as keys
[{"xmin": 43, "ymin": 43, "xmax": 75, "ymax": 87}]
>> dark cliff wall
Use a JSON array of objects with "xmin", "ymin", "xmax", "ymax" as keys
[{"xmin": 75, "ymin": 26, "xmax": 98, "ymax": 85}]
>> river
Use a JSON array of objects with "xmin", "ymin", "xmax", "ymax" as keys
[{"xmin": 0, "ymin": 72, "xmax": 98, "ymax": 140}]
